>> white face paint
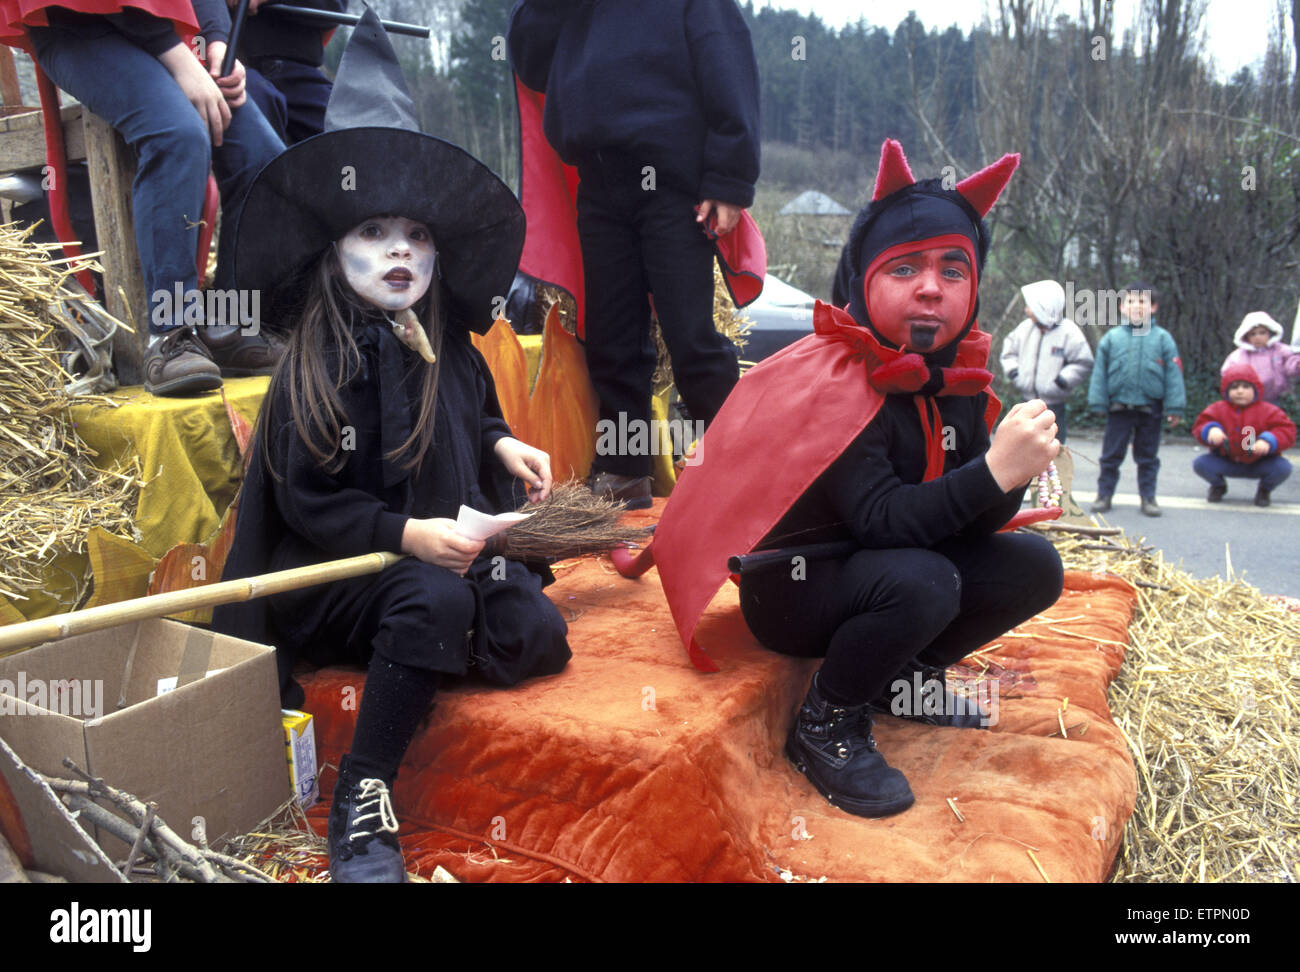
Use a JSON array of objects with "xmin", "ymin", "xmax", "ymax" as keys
[{"xmin": 337, "ymin": 216, "xmax": 436, "ymax": 312}]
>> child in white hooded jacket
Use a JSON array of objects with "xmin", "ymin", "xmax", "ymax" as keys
[
  {"xmin": 1000, "ymin": 279, "xmax": 1094, "ymax": 441},
  {"xmin": 1221, "ymin": 311, "xmax": 1300, "ymax": 405}
]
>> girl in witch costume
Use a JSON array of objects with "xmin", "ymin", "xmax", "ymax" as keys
[
  {"xmin": 211, "ymin": 9, "xmax": 570, "ymax": 882},
  {"xmin": 652, "ymin": 140, "xmax": 1064, "ymax": 818}
]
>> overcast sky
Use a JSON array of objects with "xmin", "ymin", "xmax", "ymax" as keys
[{"xmin": 764, "ymin": 1, "xmax": 1286, "ymax": 78}]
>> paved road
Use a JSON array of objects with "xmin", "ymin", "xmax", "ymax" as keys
[{"xmin": 1060, "ymin": 433, "xmax": 1300, "ymax": 598}]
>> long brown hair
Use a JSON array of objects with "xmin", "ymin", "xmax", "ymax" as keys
[{"xmin": 259, "ymin": 244, "xmax": 444, "ymax": 482}]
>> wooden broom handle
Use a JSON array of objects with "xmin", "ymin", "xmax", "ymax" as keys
[{"xmin": 0, "ymin": 552, "xmax": 405, "ymax": 653}]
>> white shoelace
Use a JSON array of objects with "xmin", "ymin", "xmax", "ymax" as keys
[{"xmin": 348, "ymin": 778, "xmax": 400, "ymax": 843}]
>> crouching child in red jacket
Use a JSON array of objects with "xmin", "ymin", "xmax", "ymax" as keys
[{"xmin": 1192, "ymin": 363, "xmax": 1295, "ymax": 507}]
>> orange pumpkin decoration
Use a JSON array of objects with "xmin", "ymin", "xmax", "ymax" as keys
[
  {"xmin": 471, "ymin": 316, "xmax": 535, "ymax": 445},
  {"xmin": 528, "ymin": 304, "xmax": 599, "ymax": 482}
]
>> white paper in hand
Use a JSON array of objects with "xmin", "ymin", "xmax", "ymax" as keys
[{"xmin": 455, "ymin": 505, "xmax": 531, "ymax": 542}]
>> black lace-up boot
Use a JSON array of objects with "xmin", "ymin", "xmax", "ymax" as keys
[
  {"xmin": 327, "ymin": 756, "xmax": 406, "ymax": 883},
  {"xmin": 868, "ymin": 658, "xmax": 990, "ymax": 730},
  {"xmin": 785, "ymin": 673, "xmax": 914, "ymax": 818}
]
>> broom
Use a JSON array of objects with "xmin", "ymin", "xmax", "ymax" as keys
[
  {"xmin": 495, "ymin": 481, "xmax": 652, "ymax": 561},
  {"xmin": 0, "ymin": 483, "xmax": 648, "ymax": 653}
]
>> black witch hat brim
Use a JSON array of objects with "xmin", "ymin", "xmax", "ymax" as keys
[{"xmin": 234, "ymin": 127, "xmax": 524, "ymax": 333}]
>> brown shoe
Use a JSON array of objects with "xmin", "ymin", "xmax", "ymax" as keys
[
  {"xmin": 194, "ymin": 323, "xmax": 282, "ymax": 376},
  {"xmin": 587, "ymin": 471, "xmax": 652, "ymax": 510},
  {"xmin": 144, "ymin": 326, "xmax": 222, "ymax": 396}
]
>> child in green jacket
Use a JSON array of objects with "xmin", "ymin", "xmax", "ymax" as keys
[{"xmin": 1088, "ymin": 283, "xmax": 1186, "ymax": 516}]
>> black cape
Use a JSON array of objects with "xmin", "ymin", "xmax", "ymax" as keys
[{"xmin": 211, "ymin": 318, "xmax": 568, "ymax": 708}]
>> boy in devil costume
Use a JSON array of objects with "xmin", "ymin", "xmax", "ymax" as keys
[{"xmin": 653, "ymin": 141, "xmax": 1064, "ymax": 818}]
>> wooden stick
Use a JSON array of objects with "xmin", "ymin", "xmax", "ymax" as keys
[
  {"xmin": 0, "ymin": 551, "xmax": 404, "ymax": 652},
  {"xmin": 1038, "ymin": 522, "xmax": 1123, "ymax": 537}
]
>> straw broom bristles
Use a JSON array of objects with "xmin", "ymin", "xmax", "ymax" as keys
[
  {"xmin": 501, "ymin": 481, "xmax": 652, "ymax": 562},
  {"xmin": 1039, "ymin": 527, "xmax": 1300, "ymax": 883},
  {"xmin": 0, "ymin": 222, "xmax": 139, "ymax": 603}
]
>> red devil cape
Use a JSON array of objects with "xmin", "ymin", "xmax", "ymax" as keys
[
  {"xmin": 653, "ymin": 300, "xmax": 1002, "ymax": 672},
  {"xmin": 0, "ymin": 0, "xmax": 199, "ymax": 49}
]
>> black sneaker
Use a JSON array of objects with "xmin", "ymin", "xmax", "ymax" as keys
[
  {"xmin": 1255, "ymin": 485, "xmax": 1271, "ymax": 507},
  {"xmin": 868, "ymin": 659, "xmax": 990, "ymax": 729},
  {"xmin": 1090, "ymin": 495, "xmax": 1112, "ymax": 514},
  {"xmin": 785, "ymin": 673, "xmax": 914, "ymax": 818},
  {"xmin": 1207, "ymin": 484, "xmax": 1227, "ymax": 502},
  {"xmin": 327, "ymin": 757, "xmax": 406, "ymax": 883},
  {"xmin": 1140, "ymin": 496, "xmax": 1162, "ymax": 517}
]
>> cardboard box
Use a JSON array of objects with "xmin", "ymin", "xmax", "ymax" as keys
[
  {"xmin": 0, "ymin": 618, "xmax": 288, "ymax": 857},
  {"xmin": 281, "ymin": 709, "xmax": 318, "ymax": 809}
]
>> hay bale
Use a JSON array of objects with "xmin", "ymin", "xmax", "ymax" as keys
[
  {"xmin": 1045, "ymin": 529, "xmax": 1300, "ymax": 882},
  {"xmin": 0, "ymin": 222, "xmax": 139, "ymax": 607}
]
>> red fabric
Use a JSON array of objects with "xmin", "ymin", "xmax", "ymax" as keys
[
  {"xmin": 1192, "ymin": 362, "xmax": 1296, "ymax": 462},
  {"xmin": 514, "ymin": 76, "xmax": 586, "ymax": 338},
  {"xmin": 654, "ymin": 300, "xmax": 1000, "ymax": 671},
  {"xmin": 872, "ymin": 138, "xmax": 916, "ymax": 200},
  {"xmin": 955, "ymin": 152, "xmax": 1021, "ymax": 217},
  {"xmin": 712, "ymin": 209, "xmax": 766, "ymax": 308},
  {"xmin": 0, "ymin": 0, "xmax": 199, "ymax": 49}
]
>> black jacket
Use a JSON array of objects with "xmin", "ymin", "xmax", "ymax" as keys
[
  {"xmin": 761, "ymin": 391, "xmax": 1025, "ymax": 552},
  {"xmin": 238, "ymin": 0, "xmax": 347, "ymax": 66},
  {"xmin": 508, "ymin": 0, "xmax": 760, "ymax": 206},
  {"xmin": 212, "ymin": 319, "xmax": 532, "ymax": 704}
]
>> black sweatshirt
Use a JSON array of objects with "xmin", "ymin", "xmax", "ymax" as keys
[
  {"xmin": 760, "ymin": 392, "xmax": 1027, "ymax": 552},
  {"xmin": 508, "ymin": 0, "xmax": 761, "ymax": 206},
  {"xmin": 237, "ymin": 0, "xmax": 347, "ymax": 67}
]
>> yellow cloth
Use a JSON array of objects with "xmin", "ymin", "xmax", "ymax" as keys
[{"xmin": 68, "ymin": 378, "xmax": 269, "ymax": 559}]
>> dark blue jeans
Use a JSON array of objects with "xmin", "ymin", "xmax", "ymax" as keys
[
  {"xmin": 1097, "ymin": 408, "xmax": 1163, "ymax": 499},
  {"xmin": 1193, "ymin": 453, "xmax": 1292, "ymax": 492},
  {"xmin": 32, "ymin": 25, "xmax": 284, "ymax": 332}
]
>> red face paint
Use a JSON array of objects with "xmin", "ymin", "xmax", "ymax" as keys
[{"xmin": 862, "ymin": 235, "xmax": 977, "ymax": 352}]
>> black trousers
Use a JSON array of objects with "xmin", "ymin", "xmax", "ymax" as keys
[
  {"xmin": 577, "ymin": 156, "xmax": 739, "ymax": 477},
  {"xmin": 245, "ymin": 58, "xmax": 332, "ymax": 147},
  {"xmin": 738, "ymin": 533, "xmax": 1064, "ymax": 705}
]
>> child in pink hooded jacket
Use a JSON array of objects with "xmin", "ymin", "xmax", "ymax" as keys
[{"xmin": 1221, "ymin": 312, "xmax": 1300, "ymax": 405}]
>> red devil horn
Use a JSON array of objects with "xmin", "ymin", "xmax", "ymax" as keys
[
  {"xmin": 955, "ymin": 153, "xmax": 1020, "ymax": 216},
  {"xmin": 872, "ymin": 139, "xmax": 916, "ymax": 201}
]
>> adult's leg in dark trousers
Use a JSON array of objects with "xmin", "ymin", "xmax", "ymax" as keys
[
  {"xmin": 210, "ymin": 101, "xmax": 284, "ymax": 292},
  {"xmin": 1132, "ymin": 411, "xmax": 1163, "ymax": 499},
  {"xmin": 578, "ymin": 178, "xmax": 656, "ymax": 477},
  {"xmin": 244, "ymin": 67, "xmax": 291, "ymax": 144},
  {"xmin": 1096, "ymin": 411, "xmax": 1137, "ymax": 497},
  {"xmin": 918, "ymin": 532, "xmax": 1064, "ymax": 669},
  {"xmin": 1054, "ymin": 401, "xmax": 1068, "ymax": 443},
  {"xmin": 248, "ymin": 57, "xmax": 332, "ymax": 144},
  {"xmin": 639, "ymin": 187, "xmax": 739, "ymax": 426}
]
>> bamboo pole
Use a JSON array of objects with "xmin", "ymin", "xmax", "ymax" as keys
[{"xmin": 0, "ymin": 551, "xmax": 404, "ymax": 653}]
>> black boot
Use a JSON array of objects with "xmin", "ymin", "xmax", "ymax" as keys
[
  {"xmin": 868, "ymin": 658, "xmax": 990, "ymax": 730},
  {"xmin": 785, "ymin": 673, "xmax": 914, "ymax": 818},
  {"xmin": 327, "ymin": 756, "xmax": 406, "ymax": 883}
]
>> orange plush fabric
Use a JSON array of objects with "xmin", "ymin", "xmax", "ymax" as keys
[{"xmin": 300, "ymin": 503, "xmax": 1137, "ymax": 883}]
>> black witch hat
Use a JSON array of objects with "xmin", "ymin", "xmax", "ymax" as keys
[{"xmin": 233, "ymin": 5, "xmax": 525, "ymax": 333}]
